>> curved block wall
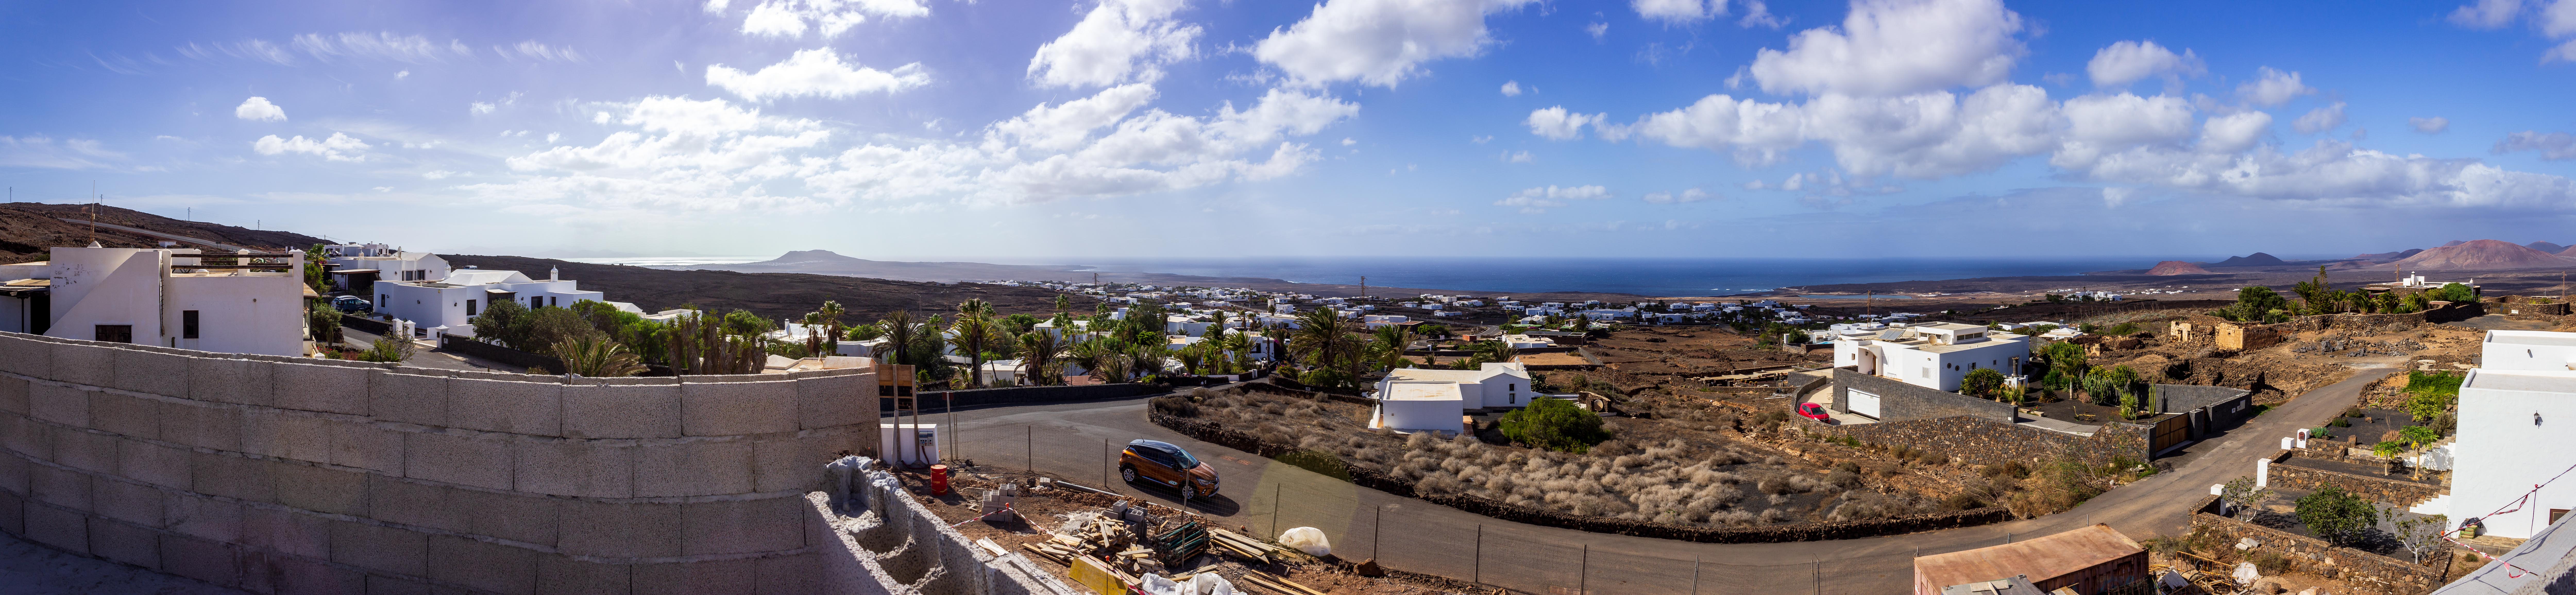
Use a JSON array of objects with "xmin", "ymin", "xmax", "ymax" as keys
[{"xmin": 0, "ymin": 331, "xmax": 880, "ymax": 594}]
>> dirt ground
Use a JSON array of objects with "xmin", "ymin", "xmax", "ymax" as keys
[{"xmin": 893, "ymin": 468, "xmax": 1484, "ymax": 595}]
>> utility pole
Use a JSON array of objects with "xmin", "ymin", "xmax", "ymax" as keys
[{"xmin": 1359, "ymin": 276, "xmax": 1366, "ymax": 299}]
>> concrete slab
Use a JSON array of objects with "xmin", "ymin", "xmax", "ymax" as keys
[
  {"xmin": 447, "ymin": 378, "xmax": 562, "ymax": 436},
  {"xmin": 680, "ymin": 380, "xmax": 797, "ymax": 436},
  {"xmin": 557, "ymin": 501, "xmax": 680, "ymax": 558},
  {"xmin": 402, "ymin": 430, "xmax": 512, "ymax": 491},
  {"xmin": 368, "ymin": 372, "xmax": 448, "ymax": 427},
  {"xmin": 631, "ymin": 439, "xmax": 752, "ymax": 497},
  {"xmin": 561, "ymin": 384, "xmax": 682, "ymax": 439},
  {"xmin": 328, "ymin": 519, "xmax": 428, "ymax": 577},
  {"xmin": 429, "ymin": 534, "xmax": 538, "ymax": 595},
  {"xmin": 109, "ymin": 349, "xmax": 190, "ymax": 398}
]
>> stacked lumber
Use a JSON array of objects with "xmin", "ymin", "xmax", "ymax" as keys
[
  {"xmin": 1018, "ymin": 515, "xmax": 1134, "ymax": 567},
  {"xmin": 1205, "ymin": 528, "xmax": 1292, "ymax": 564},
  {"xmin": 1236, "ymin": 571, "xmax": 1327, "ymax": 595},
  {"xmin": 1154, "ymin": 519, "xmax": 1211, "ymax": 567}
]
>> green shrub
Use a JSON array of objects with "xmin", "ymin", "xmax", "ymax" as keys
[
  {"xmin": 1498, "ymin": 397, "xmax": 1609, "ymax": 453},
  {"xmin": 1275, "ymin": 449, "xmax": 1350, "ymax": 481},
  {"xmin": 2295, "ymin": 486, "xmax": 2379, "ymax": 546}
]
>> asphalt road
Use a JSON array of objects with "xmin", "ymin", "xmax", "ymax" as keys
[{"xmin": 920, "ymin": 369, "xmax": 2394, "ymax": 594}]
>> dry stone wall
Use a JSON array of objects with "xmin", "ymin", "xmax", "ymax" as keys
[
  {"xmin": 2186, "ymin": 496, "xmax": 2448, "ymax": 595},
  {"xmin": 1805, "ymin": 415, "xmax": 2152, "ymax": 469},
  {"xmin": 0, "ymin": 330, "xmax": 880, "ymax": 595}
]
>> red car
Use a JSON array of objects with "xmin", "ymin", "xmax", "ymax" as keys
[{"xmin": 1796, "ymin": 402, "xmax": 1831, "ymax": 421}]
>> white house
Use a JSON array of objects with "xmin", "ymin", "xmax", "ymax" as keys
[
  {"xmin": 1362, "ymin": 314, "xmax": 1408, "ymax": 329},
  {"xmin": 372, "ymin": 267, "xmax": 607, "ymax": 337},
  {"xmin": 1499, "ymin": 334, "xmax": 1555, "ymax": 349},
  {"xmin": 23, "ymin": 246, "xmax": 309, "ymax": 356},
  {"xmin": 1372, "ymin": 382, "xmax": 1467, "ymax": 433},
  {"xmin": 1833, "ymin": 322, "xmax": 2028, "ymax": 393},
  {"xmin": 1370, "ymin": 362, "xmax": 1537, "ymax": 410},
  {"xmin": 2443, "ymin": 331, "xmax": 2576, "ymax": 538},
  {"xmin": 323, "ymin": 245, "xmax": 449, "ymax": 291}
]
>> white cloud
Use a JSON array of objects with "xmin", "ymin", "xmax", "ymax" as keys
[
  {"xmin": 1644, "ymin": 188, "xmax": 1712, "ymax": 203},
  {"xmin": 705, "ymin": 0, "xmax": 733, "ymax": 13},
  {"xmin": 234, "ymin": 97, "xmax": 287, "ymax": 122},
  {"xmin": 1526, "ymin": 106, "xmax": 1605, "ymax": 140},
  {"xmin": 2411, "ymin": 116, "xmax": 2451, "ymax": 134},
  {"xmin": 1499, "ymin": 81, "xmax": 1521, "ymax": 96},
  {"xmin": 2197, "ymin": 111, "xmax": 2272, "ymax": 154},
  {"xmin": 1745, "ymin": 0, "xmax": 2026, "ymax": 97},
  {"xmin": 422, "ymin": 170, "xmax": 457, "ymax": 179},
  {"xmin": 1027, "ymin": 0, "xmax": 1200, "ymax": 88},
  {"xmin": 2061, "ymin": 93, "xmax": 2193, "ymax": 148},
  {"xmin": 0, "ymin": 136, "xmax": 124, "ymax": 169},
  {"xmin": 1587, "ymin": 22, "xmax": 1609, "ymax": 40},
  {"xmin": 291, "ymin": 32, "xmax": 471, "ymax": 63},
  {"xmin": 2548, "ymin": 39, "xmax": 2576, "ymax": 63},
  {"xmin": 2546, "ymin": 0, "xmax": 2576, "ymax": 36},
  {"xmin": 2100, "ymin": 186, "xmax": 2135, "ymax": 207},
  {"xmin": 470, "ymin": 102, "xmax": 497, "ymax": 115},
  {"xmin": 252, "ymin": 132, "xmax": 369, "ymax": 162},
  {"xmin": 2496, "ymin": 131, "xmax": 2576, "ymax": 160},
  {"xmin": 2085, "ymin": 40, "xmax": 2202, "ymax": 89},
  {"xmin": 736, "ymin": 0, "xmax": 929, "ymax": 39},
  {"xmin": 1503, "ymin": 150, "xmax": 1533, "ymax": 162},
  {"xmin": 2450, "ymin": 0, "xmax": 2524, "ymax": 28},
  {"xmin": 1737, "ymin": 0, "xmax": 1783, "ymax": 27},
  {"xmin": 1495, "ymin": 184, "xmax": 1610, "ymax": 212},
  {"xmin": 1342, "ymin": 137, "xmax": 1357, "ymax": 146},
  {"xmin": 2077, "ymin": 140, "xmax": 2576, "ymax": 208},
  {"xmin": 707, "ymin": 48, "xmax": 929, "ymax": 101},
  {"xmin": 493, "ymin": 41, "xmax": 584, "ymax": 63},
  {"xmin": 2292, "ymin": 102, "xmax": 2347, "ymax": 134},
  {"xmin": 395, "ymin": 70, "xmax": 410, "ymax": 80},
  {"xmin": 1634, "ymin": 0, "xmax": 1724, "ymax": 24},
  {"xmin": 2236, "ymin": 67, "xmax": 2313, "ymax": 107},
  {"xmin": 1252, "ymin": 0, "xmax": 1537, "ymax": 88}
]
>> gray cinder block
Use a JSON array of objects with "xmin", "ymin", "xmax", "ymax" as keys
[
  {"xmin": 187, "ymin": 356, "xmax": 275, "ymax": 407},
  {"xmin": 328, "ymin": 519, "xmax": 427, "ymax": 577},
  {"xmin": 430, "ymin": 534, "xmax": 539, "ymax": 595},
  {"xmin": 680, "ymin": 380, "xmax": 797, "ymax": 436},
  {"xmin": 156, "ymin": 399, "xmax": 243, "ymax": 452},
  {"xmin": 0, "ymin": 375, "xmax": 28, "ymax": 416},
  {"xmin": 680, "ymin": 497, "xmax": 804, "ymax": 556},
  {"xmin": 327, "ymin": 420, "xmax": 403, "ymax": 475},
  {"xmin": 272, "ymin": 462, "xmax": 370, "ymax": 517},
  {"xmin": 51, "ymin": 427, "xmax": 119, "ymax": 475},
  {"xmin": 513, "ymin": 439, "xmax": 634, "ymax": 499},
  {"xmin": 557, "ymin": 501, "xmax": 680, "ymax": 558},
  {"xmin": 238, "ymin": 549, "xmax": 367, "ymax": 595},
  {"xmin": 23, "ymin": 501, "xmax": 90, "ymax": 553},
  {"xmin": 632, "ymin": 558, "xmax": 755, "ymax": 595},
  {"xmin": 31, "ymin": 463, "xmax": 92, "ymax": 511},
  {"xmin": 369, "ymin": 372, "xmax": 450, "ymax": 428},
  {"xmin": 88, "ymin": 518, "xmax": 162, "ymax": 570},
  {"xmin": 49, "ymin": 342, "xmax": 113, "ymax": 387},
  {"xmin": 0, "ymin": 450, "xmax": 26, "ymax": 494},
  {"xmin": 365, "ymin": 475, "xmax": 468, "ymax": 533},
  {"xmin": 1, "ymin": 413, "xmax": 49, "ymax": 462},
  {"xmin": 562, "ymin": 384, "xmax": 682, "ymax": 439},
  {"xmin": 456, "ymin": 488, "xmax": 558, "ymax": 547},
  {"xmin": 631, "ymin": 439, "xmax": 752, "ymax": 497},
  {"xmin": 794, "ymin": 373, "xmax": 874, "ymax": 430},
  {"xmin": 242, "ymin": 410, "xmax": 334, "ymax": 464},
  {"xmin": 240, "ymin": 506, "xmax": 331, "ymax": 558},
  {"xmin": 117, "ymin": 437, "xmax": 193, "ymax": 489},
  {"xmin": 29, "ymin": 382, "xmax": 89, "ymax": 427},
  {"xmin": 164, "ymin": 492, "xmax": 246, "ymax": 542},
  {"xmin": 753, "ymin": 552, "xmax": 824, "ymax": 595},
  {"xmin": 87, "ymin": 390, "xmax": 159, "ymax": 440},
  {"xmin": 160, "ymin": 533, "xmax": 243, "ymax": 588},
  {"xmin": 109, "ymin": 348, "xmax": 190, "ymax": 398},
  {"xmin": 403, "ymin": 430, "xmax": 512, "ymax": 491},
  {"xmin": 538, "ymin": 554, "xmax": 635, "ymax": 595},
  {"xmin": 190, "ymin": 451, "xmax": 276, "ymax": 504},
  {"xmin": 447, "ymin": 378, "xmax": 562, "ymax": 436},
  {"xmin": 0, "ymin": 334, "xmax": 52, "ymax": 377},
  {"xmin": 271, "ymin": 363, "xmax": 372, "ymax": 416},
  {"xmin": 90, "ymin": 475, "xmax": 165, "ymax": 527}
]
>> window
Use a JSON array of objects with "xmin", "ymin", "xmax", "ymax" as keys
[
  {"xmin": 95, "ymin": 325, "xmax": 133, "ymax": 344},
  {"xmin": 182, "ymin": 311, "xmax": 200, "ymax": 339},
  {"xmin": 532, "ymin": 296, "xmax": 543, "ymax": 309},
  {"xmin": 2555, "ymin": 509, "xmax": 2569, "ymax": 524},
  {"xmin": 550, "ymin": 296, "xmax": 558, "ymax": 307},
  {"xmin": 466, "ymin": 300, "xmax": 478, "ymax": 316}
]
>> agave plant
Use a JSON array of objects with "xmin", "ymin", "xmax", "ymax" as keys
[{"xmin": 555, "ymin": 335, "xmax": 647, "ymax": 377}]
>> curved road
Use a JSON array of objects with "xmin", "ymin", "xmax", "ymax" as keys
[{"xmin": 921, "ymin": 369, "xmax": 2392, "ymax": 594}]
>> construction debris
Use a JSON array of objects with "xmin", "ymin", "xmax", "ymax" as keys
[
  {"xmin": 1237, "ymin": 570, "xmax": 1328, "ymax": 595},
  {"xmin": 1206, "ymin": 527, "xmax": 1292, "ymax": 564},
  {"xmin": 1155, "ymin": 519, "xmax": 1211, "ymax": 567}
]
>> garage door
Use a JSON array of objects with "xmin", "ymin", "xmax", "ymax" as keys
[{"xmin": 1848, "ymin": 389, "xmax": 1882, "ymax": 419}]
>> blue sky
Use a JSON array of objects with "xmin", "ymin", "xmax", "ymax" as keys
[{"xmin": 6, "ymin": 0, "xmax": 2576, "ymax": 260}]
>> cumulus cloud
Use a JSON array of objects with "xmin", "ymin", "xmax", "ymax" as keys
[
  {"xmin": 1503, "ymin": 150, "xmax": 1533, "ymax": 163},
  {"xmin": 470, "ymin": 102, "xmax": 497, "ymax": 115},
  {"xmin": 1495, "ymin": 184, "xmax": 1610, "ymax": 212},
  {"xmin": 2086, "ymin": 40, "xmax": 2202, "ymax": 89},
  {"xmin": 1027, "ymin": 0, "xmax": 1200, "ymax": 88},
  {"xmin": 1634, "ymin": 0, "xmax": 1725, "ymax": 24},
  {"xmin": 1500, "ymin": 81, "xmax": 1521, "ymax": 96},
  {"xmin": 1252, "ymin": 0, "xmax": 1537, "ymax": 88},
  {"xmin": 2292, "ymin": 102, "xmax": 2347, "ymax": 134},
  {"xmin": 2450, "ymin": 0, "xmax": 2524, "ymax": 28},
  {"xmin": 234, "ymin": 97, "xmax": 287, "ymax": 122},
  {"xmin": 2236, "ymin": 67, "xmax": 2313, "ymax": 107},
  {"xmin": 2496, "ymin": 131, "xmax": 2576, "ymax": 160},
  {"xmin": 1526, "ymin": 107, "xmax": 1605, "ymax": 140},
  {"xmin": 2101, "ymin": 186, "xmax": 2136, "ymax": 208},
  {"xmin": 1745, "ymin": 0, "xmax": 2026, "ymax": 97},
  {"xmin": 2411, "ymin": 116, "xmax": 2452, "ymax": 134},
  {"xmin": 738, "ymin": 0, "xmax": 929, "ymax": 38},
  {"xmin": 707, "ymin": 48, "xmax": 929, "ymax": 101},
  {"xmin": 1644, "ymin": 188, "xmax": 1713, "ymax": 203},
  {"xmin": 252, "ymin": 132, "xmax": 369, "ymax": 161},
  {"xmin": 2197, "ymin": 111, "xmax": 2272, "ymax": 154}
]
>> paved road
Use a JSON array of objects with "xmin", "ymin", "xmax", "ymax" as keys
[
  {"xmin": 54, "ymin": 218, "xmax": 250, "ymax": 252},
  {"xmin": 925, "ymin": 369, "xmax": 2394, "ymax": 594}
]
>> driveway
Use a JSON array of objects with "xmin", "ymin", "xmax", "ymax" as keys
[{"xmin": 925, "ymin": 368, "xmax": 2394, "ymax": 594}]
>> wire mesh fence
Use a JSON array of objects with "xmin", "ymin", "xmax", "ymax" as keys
[{"xmin": 931, "ymin": 422, "xmax": 2028, "ymax": 594}]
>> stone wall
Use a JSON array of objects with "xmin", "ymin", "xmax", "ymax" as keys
[
  {"xmin": 1829, "ymin": 367, "xmax": 2014, "ymax": 423},
  {"xmin": 805, "ymin": 463, "xmax": 1071, "ymax": 595},
  {"xmin": 1805, "ymin": 415, "xmax": 2153, "ymax": 468},
  {"xmin": 2266, "ymin": 453, "xmax": 2447, "ymax": 509},
  {"xmin": 2285, "ymin": 301, "xmax": 2483, "ymax": 334},
  {"xmin": 2187, "ymin": 495, "xmax": 2448, "ymax": 595},
  {"xmin": 2484, "ymin": 296, "xmax": 2569, "ymax": 317},
  {"xmin": 0, "ymin": 330, "xmax": 881, "ymax": 595},
  {"xmin": 2153, "ymin": 384, "xmax": 2252, "ymax": 416}
]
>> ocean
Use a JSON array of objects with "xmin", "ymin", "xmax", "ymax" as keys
[{"xmin": 1018, "ymin": 257, "xmax": 2184, "ymax": 297}]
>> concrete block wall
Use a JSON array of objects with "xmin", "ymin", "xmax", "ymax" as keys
[
  {"xmin": 804, "ymin": 471, "xmax": 1074, "ymax": 595},
  {"xmin": 0, "ymin": 330, "xmax": 881, "ymax": 595},
  {"xmin": 1829, "ymin": 368, "xmax": 2014, "ymax": 423}
]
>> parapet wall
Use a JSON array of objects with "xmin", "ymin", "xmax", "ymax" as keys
[{"xmin": 0, "ymin": 330, "xmax": 880, "ymax": 594}]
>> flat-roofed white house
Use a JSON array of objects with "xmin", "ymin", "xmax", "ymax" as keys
[
  {"xmin": 29, "ymin": 246, "xmax": 309, "ymax": 356},
  {"xmin": 1499, "ymin": 334, "xmax": 1555, "ymax": 349},
  {"xmin": 1373, "ymin": 382, "xmax": 1468, "ymax": 433},
  {"xmin": 1832, "ymin": 322, "xmax": 2027, "ymax": 393},
  {"xmin": 322, "ymin": 244, "xmax": 449, "ymax": 291},
  {"xmin": 372, "ymin": 267, "xmax": 608, "ymax": 336},
  {"xmin": 2443, "ymin": 330, "xmax": 2576, "ymax": 538},
  {"xmin": 1370, "ymin": 362, "xmax": 1537, "ymax": 410}
]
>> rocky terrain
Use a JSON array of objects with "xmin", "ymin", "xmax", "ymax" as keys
[
  {"xmin": 2386, "ymin": 239, "xmax": 2575, "ymax": 271},
  {"xmin": 0, "ymin": 202, "xmax": 327, "ymax": 263},
  {"xmin": 2146, "ymin": 261, "xmax": 2213, "ymax": 275},
  {"xmin": 441, "ymin": 254, "xmax": 1075, "ymax": 322}
]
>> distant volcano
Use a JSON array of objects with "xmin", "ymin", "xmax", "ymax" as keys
[
  {"xmin": 2352, "ymin": 248, "xmax": 2424, "ymax": 262},
  {"xmin": 2530, "ymin": 241, "xmax": 2569, "ymax": 253},
  {"xmin": 2391, "ymin": 239, "xmax": 2576, "ymax": 270},
  {"xmin": 2209, "ymin": 252, "xmax": 2287, "ymax": 267},
  {"xmin": 2146, "ymin": 261, "xmax": 2214, "ymax": 275}
]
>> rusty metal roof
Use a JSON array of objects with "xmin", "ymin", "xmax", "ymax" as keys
[{"xmin": 1914, "ymin": 524, "xmax": 2142, "ymax": 588}]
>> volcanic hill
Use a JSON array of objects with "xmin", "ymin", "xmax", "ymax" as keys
[
  {"xmin": 2390, "ymin": 239, "xmax": 2576, "ymax": 270},
  {"xmin": 2146, "ymin": 261, "xmax": 2215, "ymax": 275}
]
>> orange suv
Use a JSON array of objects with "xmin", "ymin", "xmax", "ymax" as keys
[{"xmin": 1120, "ymin": 439, "xmax": 1219, "ymax": 501}]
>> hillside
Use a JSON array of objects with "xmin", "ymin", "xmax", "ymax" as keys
[
  {"xmin": 2146, "ymin": 261, "xmax": 2214, "ymax": 275},
  {"xmin": 2530, "ymin": 241, "xmax": 2569, "ymax": 253},
  {"xmin": 2390, "ymin": 239, "xmax": 2576, "ymax": 270},
  {"xmin": 2209, "ymin": 252, "xmax": 2287, "ymax": 267},
  {"xmin": 0, "ymin": 202, "xmax": 328, "ymax": 263},
  {"xmin": 441, "ymin": 254, "xmax": 1077, "ymax": 323},
  {"xmin": 692, "ymin": 249, "xmax": 1096, "ymax": 283}
]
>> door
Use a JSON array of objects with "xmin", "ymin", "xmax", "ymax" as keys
[{"xmin": 1848, "ymin": 389, "xmax": 1882, "ymax": 419}]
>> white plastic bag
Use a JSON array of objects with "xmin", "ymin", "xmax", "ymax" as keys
[
  {"xmin": 1187, "ymin": 573, "xmax": 1237, "ymax": 595},
  {"xmin": 1277, "ymin": 527, "xmax": 1331, "ymax": 557},
  {"xmin": 2233, "ymin": 562, "xmax": 2261, "ymax": 585},
  {"xmin": 1139, "ymin": 574, "xmax": 1184, "ymax": 595}
]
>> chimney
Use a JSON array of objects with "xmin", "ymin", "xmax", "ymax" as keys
[{"xmin": 549, "ymin": 266, "xmax": 559, "ymax": 281}]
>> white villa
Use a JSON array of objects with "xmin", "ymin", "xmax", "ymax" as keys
[
  {"xmin": 321, "ymin": 243, "xmax": 450, "ymax": 290},
  {"xmin": 1368, "ymin": 362, "xmax": 1540, "ymax": 432},
  {"xmin": 2443, "ymin": 330, "xmax": 2576, "ymax": 539},
  {"xmin": 1, "ymin": 246, "xmax": 309, "ymax": 356},
  {"xmin": 373, "ymin": 266, "xmax": 626, "ymax": 337},
  {"xmin": 1831, "ymin": 322, "xmax": 2028, "ymax": 393}
]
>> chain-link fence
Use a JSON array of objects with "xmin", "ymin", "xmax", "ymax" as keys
[{"xmin": 928, "ymin": 422, "xmax": 2033, "ymax": 594}]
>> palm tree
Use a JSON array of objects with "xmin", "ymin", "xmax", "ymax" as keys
[
  {"xmin": 555, "ymin": 336, "xmax": 647, "ymax": 377},
  {"xmin": 1065, "ymin": 338, "xmax": 1111, "ymax": 383},
  {"xmin": 1289, "ymin": 308, "xmax": 1358, "ymax": 373},
  {"xmin": 800, "ymin": 311, "xmax": 829, "ymax": 356},
  {"xmin": 816, "ymin": 300, "xmax": 846, "ymax": 350},
  {"xmin": 1017, "ymin": 331, "xmax": 1064, "ymax": 385},
  {"xmin": 878, "ymin": 310, "xmax": 918, "ymax": 366},
  {"xmin": 952, "ymin": 299, "xmax": 996, "ymax": 388}
]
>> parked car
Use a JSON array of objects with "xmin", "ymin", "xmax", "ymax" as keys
[
  {"xmin": 1119, "ymin": 439, "xmax": 1218, "ymax": 501},
  {"xmin": 1796, "ymin": 402, "xmax": 1830, "ymax": 421},
  {"xmin": 332, "ymin": 296, "xmax": 372, "ymax": 313}
]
